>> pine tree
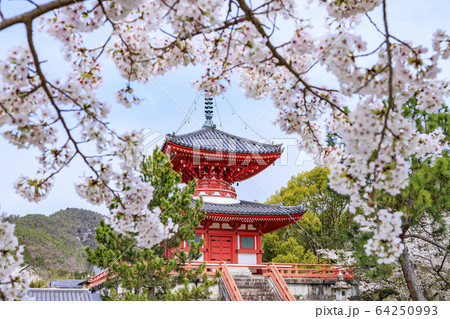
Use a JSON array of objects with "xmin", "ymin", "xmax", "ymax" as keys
[{"xmin": 86, "ymin": 149, "xmax": 217, "ymax": 300}]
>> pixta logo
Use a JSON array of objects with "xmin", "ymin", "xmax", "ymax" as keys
[
  {"xmin": 139, "ymin": 128, "xmax": 164, "ymax": 155},
  {"xmin": 122, "ymin": 128, "xmax": 164, "ymax": 168}
]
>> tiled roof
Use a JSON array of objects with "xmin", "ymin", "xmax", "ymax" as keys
[
  {"xmin": 164, "ymin": 127, "xmax": 282, "ymax": 154},
  {"xmin": 27, "ymin": 288, "xmax": 102, "ymax": 301},
  {"xmin": 200, "ymin": 200, "xmax": 307, "ymax": 216},
  {"xmin": 49, "ymin": 279, "xmax": 84, "ymax": 288}
]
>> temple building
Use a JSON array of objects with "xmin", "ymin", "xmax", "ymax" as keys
[
  {"xmin": 161, "ymin": 97, "xmax": 306, "ymax": 264},
  {"xmin": 87, "ymin": 97, "xmax": 358, "ymax": 301}
]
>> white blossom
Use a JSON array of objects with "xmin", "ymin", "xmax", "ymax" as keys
[{"xmin": 0, "ymin": 209, "xmax": 31, "ymax": 300}]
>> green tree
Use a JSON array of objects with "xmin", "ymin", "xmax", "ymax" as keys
[
  {"xmin": 86, "ymin": 149, "xmax": 217, "ymax": 300},
  {"xmin": 263, "ymin": 166, "xmax": 354, "ymax": 262},
  {"xmin": 29, "ymin": 279, "xmax": 47, "ymax": 288},
  {"xmin": 265, "ymin": 236, "xmax": 318, "ymax": 264}
]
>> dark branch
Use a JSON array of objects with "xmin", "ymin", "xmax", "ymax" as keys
[
  {"xmin": 405, "ymin": 234, "xmax": 450, "ymax": 254},
  {"xmin": 237, "ymin": 0, "xmax": 348, "ymax": 115},
  {"xmin": 0, "ymin": 0, "xmax": 86, "ymax": 31},
  {"xmin": 24, "ymin": 18, "xmax": 121, "ymax": 202}
]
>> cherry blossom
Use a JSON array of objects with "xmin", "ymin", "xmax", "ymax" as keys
[
  {"xmin": 0, "ymin": 1, "xmax": 448, "ymax": 280},
  {"xmin": 0, "ymin": 209, "xmax": 31, "ymax": 300},
  {"xmin": 319, "ymin": 216, "xmax": 450, "ymax": 300}
]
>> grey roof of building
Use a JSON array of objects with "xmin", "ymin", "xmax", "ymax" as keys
[
  {"xmin": 27, "ymin": 289, "xmax": 102, "ymax": 301},
  {"xmin": 200, "ymin": 200, "xmax": 307, "ymax": 216},
  {"xmin": 49, "ymin": 279, "xmax": 85, "ymax": 288},
  {"xmin": 164, "ymin": 127, "xmax": 282, "ymax": 154}
]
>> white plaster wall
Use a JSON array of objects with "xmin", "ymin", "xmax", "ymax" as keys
[
  {"xmin": 284, "ymin": 279, "xmax": 359, "ymax": 301},
  {"xmin": 238, "ymin": 253, "xmax": 257, "ymax": 264},
  {"xmin": 194, "ymin": 196, "xmax": 240, "ymax": 204},
  {"xmin": 222, "ymin": 223, "xmax": 232, "ymax": 229}
]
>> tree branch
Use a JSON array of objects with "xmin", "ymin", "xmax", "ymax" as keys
[
  {"xmin": 375, "ymin": 0, "xmax": 394, "ymax": 156},
  {"xmin": 405, "ymin": 234, "xmax": 450, "ymax": 254},
  {"xmin": 236, "ymin": 0, "xmax": 348, "ymax": 115},
  {"xmin": 0, "ymin": 101, "xmax": 15, "ymax": 120},
  {"xmin": 0, "ymin": 0, "xmax": 86, "ymax": 31},
  {"xmin": 24, "ymin": 18, "xmax": 121, "ymax": 202}
]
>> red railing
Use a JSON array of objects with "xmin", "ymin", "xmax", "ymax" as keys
[
  {"xmin": 87, "ymin": 262, "xmax": 355, "ymax": 294},
  {"xmin": 176, "ymin": 262, "xmax": 355, "ymax": 279},
  {"xmin": 264, "ymin": 263, "xmax": 296, "ymax": 301},
  {"xmin": 194, "ymin": 178, "xmax": 237, "ymax": 198},
  {"xmin": 218, "ymin": 262, "xmax": 243, "ymax": 301},
  {"xmin": 88, "ymin": 269, "xmax": 110, "ymax": 289},
  {"xmin": 268, "ymin": 263, "xmax": 355, "ymax": 279}
]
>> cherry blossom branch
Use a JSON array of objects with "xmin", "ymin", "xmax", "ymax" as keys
[
  {"xmin": 91, "ymin": 35, "xmax": 111, "ymax": 62},
  {"xmin": 373, "ymin": 0, "xmax": 394, "ymax": 168},
  {"xmin": 236, "ymin": 0, "xmax": 348, "ymax": 115},
  {"xmin": 0, "ymin": 0, "xmax": 86, "ymax": 30},
  {"xmin": 366, "ymin": 12, "xmax": 419, "ymax": 58},
  {"xmin": 433, "ymin": 252, "xmax": 449, "ymax": 287},
  {"xmin": 97, "ymin": 1, "xmax": 135, "ymax": 84},
  {"xmin": 0, "ymin": 101, "xmax": 15, "ymax": 120},
  {"xmin": 17, "ymin": 83, "xmax": 42, "ymax": 99},
  {"xmin": 0, "ymin": 0, "xmax": 4, "ymax": 21},
  {"xmin": 365, "ymin": 12, "xmax": 385, "ymax": 37},
  {"xmin": 353, "ymin": 41, "xmax": 385, "ymax": 58},
  {"xmin": 45, "ymin": 80, "xmax": 119, "ymax": 138},
  {"xmin": 25, "ymin": 0, "xmax": 39, "ymax": 8},
  {"xmin": 160, "ymin": 0, "xmax": 181, "ymax": 19},
  {"xmin": 42, "ymin": 150, "xmax": 77, "ymax": 183},
  {"xmin": 24, "ymin": 19, "xmax": 121, "ymax": 200},
  {"xmin": 405, "ymin": 234, "xmax": 450, "ymax": 254},
  {"xmin": 354, "ymin": 64, "xmax": 389, "ymax": 94},
  {"xmin": 153, "ymin": 15, "xmax": 248, "ymax": 53}
]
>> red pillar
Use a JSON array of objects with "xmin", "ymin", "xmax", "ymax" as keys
[
  {"xmin": 232, "ymin": 227, "xmax": 239, "ymax": 264},
  {"xmin": 204, "ymin": 225, "xmax": 210, "ymax": 261},
  {"xmin": 256, "ymin": 231, "xmax": 263, "ymax": 264}
]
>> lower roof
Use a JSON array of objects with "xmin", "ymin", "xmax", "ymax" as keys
[
  {"xmin": 49, "ymin": 279, "xmax": 84, "ymax": 288},
  {"xmin": 199, "ymin": 200, "xmax": 306, "ymax": 217},
  {"xmin": 27, "ymin": 288, "xmax": 101, "ymax": 301}
]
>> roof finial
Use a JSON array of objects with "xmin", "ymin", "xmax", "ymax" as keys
[{"xmin": 203, "ymin": 94, "xmax": 216, "ymax": 128}]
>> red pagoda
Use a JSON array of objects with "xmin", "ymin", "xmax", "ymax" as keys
[{"xmin": 162, "ymin": 97, "xmax": 306, "ymax": 265}]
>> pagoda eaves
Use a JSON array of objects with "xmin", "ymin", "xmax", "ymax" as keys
[
  {"xmin": 199, "ymin": 200, "xmax": 307, "ymax": 233},
  {"xmin": 162, "ymin": 126, "xmax": 282, "ymax": 200}
]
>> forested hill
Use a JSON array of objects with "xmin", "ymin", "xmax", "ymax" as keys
[{"xmin": 6, "ymin": 208, "xmax": 103, "ymax": 278}]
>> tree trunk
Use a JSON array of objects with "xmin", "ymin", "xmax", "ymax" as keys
[
  {"xmin": 147, "ymin": 287, "xmax": 155, "ymax": 301},
  {"xmin": 399, "ymin": 246, "xmax": 425, "ymax": 300}
]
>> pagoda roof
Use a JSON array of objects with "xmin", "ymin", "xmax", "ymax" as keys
[
  {"xmin": 199, "ymin": 200, "xmax": 306, "ymax": 216},
  {"xmin": 163, "ymin": 127, "xmax": 282, "ymax": 155}
]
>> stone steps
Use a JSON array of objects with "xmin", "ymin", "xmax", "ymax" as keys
[
  {"xmin": 229, "ymin": 268, "xmax": 280, "ymax": 301},
  {"xmin": 235, "ymin": 284, "xmax": 271, "ymax": 288},
  {"xmin": 240, "ymin": 292, "xmax": 277, "ymax": 297},
  {"xmin": 243, "ymin": 296, "xmax": 279, "ymax": 301}
]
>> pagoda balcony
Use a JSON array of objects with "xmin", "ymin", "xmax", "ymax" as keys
[{"xmin": 194, "ymin": 178, "xmax": 237, "ymax": 199}]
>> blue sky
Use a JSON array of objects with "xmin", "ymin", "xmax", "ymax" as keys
[{"xmin": 0, "ymin": 1, "xmax": 448, "ymax": 216}]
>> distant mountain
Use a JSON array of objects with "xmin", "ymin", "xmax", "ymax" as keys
[{"xmin": 6, "ymin": 208, "xmax": 103, "ymax": 278}]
